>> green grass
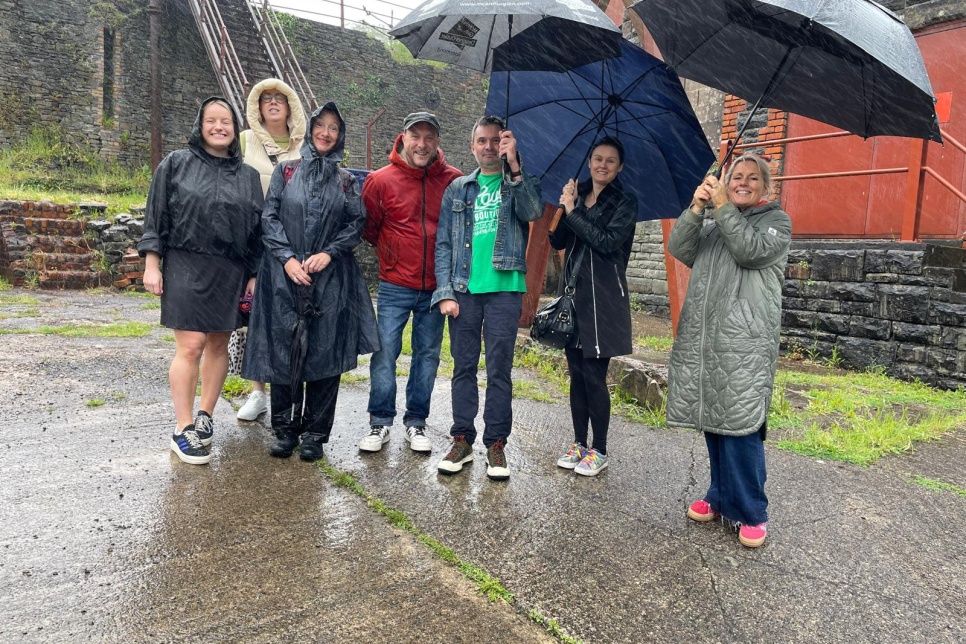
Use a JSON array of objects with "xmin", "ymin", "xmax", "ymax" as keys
[
  {"xmin": 341, "ymin": 372, "xmax": 369, "ymax": 384},
  {"xmin": 528, "ymin": 610, "xmax": 585, "ymax": 644},
  {"xmin": 221, "ymin": 374, "xmax": 253, "ymax": 400},
  {"xmin": 0, "ymin": 277, "xmax": 11, "ymax": 291},
  {"xmin": 85, "ymin": 398, "xmax": 105, "ymax": 407},
  {"xmin": 771, "ymin": 369, "xmax": 966, "ymax": 465},
  {"xmin": 513, "ymin": 379, "xmax": 555, "ymax": 403},
  {"xmin": 634, "ymin": 335, "xmax": 674, "ymax": 352},
  {"xmin": 911, "ymin": 476, "xmax": 966, "ymax": 498},
  {"xmin": 0, "ymin": 293, "xmax": 42, "ymax": 306},
  {"xmin": 0, "ymin": 321, "xmax": 154, "ymax": 337},
  {"xmin": 141, "ymin": 301, "xmax": 161, "ymax": 310},
  {"xmin": 0, "ymin": 127, "xmax": 149, "ymax": 219},
  {"xmin": 611, "ymin": 385, "xmax": 667, "ymax": 427},
  {"xmin": 0, "ymin": 307, "xmax": 40, "ymax": 319},
  {"xmin": 513, "ymin": 343, "xmax": 570, "ymax": 392}
]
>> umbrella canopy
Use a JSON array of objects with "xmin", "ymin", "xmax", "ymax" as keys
[
  {"xmin": 485, "ymin": 40, "xmax": 716, "ymax": 221},
  {"xmin": 630, "ymin": 0, "xmax": 942, "ymax": 145},
  {"xmin": 389, "ymin": 0, "xmax": 622, "ymax": 73}
]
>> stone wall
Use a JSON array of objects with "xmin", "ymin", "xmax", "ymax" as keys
[
  {"xmin": 782, "ymin": 241, "xmax": 966, "ymax": 390},
  {"xmin": 0, "ymin": 0, "xmax": 487, "ymax": 170}
]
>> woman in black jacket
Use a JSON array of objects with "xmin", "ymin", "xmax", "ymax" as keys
[
  {"xmin": 242, "ymin": 102, "xmax": 379, "ymax": 462},
  {"xmin": 138, "ymin": 97, "xmax": 264, "ymax": 466},
  {"xmin": 550, "ymin": 136, "xmax": 637, "ymax": 476}
]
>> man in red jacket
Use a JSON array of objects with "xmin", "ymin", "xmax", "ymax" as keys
[{"xmin": 359, "ymin": 112, "xmax": 463, "ymax": 454}]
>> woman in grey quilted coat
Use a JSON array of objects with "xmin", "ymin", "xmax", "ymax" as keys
[{"xmin": 667, "ymin": 153, "xmax": 791, "ymax": 548}]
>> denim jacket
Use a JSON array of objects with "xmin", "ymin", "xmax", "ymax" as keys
[{"xmin": 431, "ymin": 163, "xmax": 543, "ymax": 307}]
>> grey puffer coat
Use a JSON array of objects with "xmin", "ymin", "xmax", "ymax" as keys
[
  {"xmin": 241, "ymin": 102, "xmax": 379, "ymax": 384},
  {"xmin": 666, "ymin": 201, "xmax": 792, "ymax": 436}
]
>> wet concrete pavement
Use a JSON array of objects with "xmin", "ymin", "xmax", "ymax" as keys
[{"xmin": 1, "ymin": 290, "xmax": 964, "ymax": 643}]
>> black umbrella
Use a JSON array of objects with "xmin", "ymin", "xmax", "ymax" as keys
[
  {"xmin": 389, "ymin": 0, "xmax": 622, "ymax": 73},
  {"xmin": 485, "ymin": 40, "xmax": 716, "ymax": 222},
  {"xmin": 288, "ymin": 282, "xmax": 321, "ymax": 395},
  {"xmin": 630, "ymin": 0, "xmax": 943, "ymax": 168}
]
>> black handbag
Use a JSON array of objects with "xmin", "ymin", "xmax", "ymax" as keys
[{"xmin": 530, "ymin": 244, "xmax": 587, "ymax": 349}]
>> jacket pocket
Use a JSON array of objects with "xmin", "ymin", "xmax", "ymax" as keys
[{"xmin": 713, "ymin": 298, "xmax": 763, "ymax": 354}]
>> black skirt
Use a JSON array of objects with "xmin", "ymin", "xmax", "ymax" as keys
[{"xmin": 160, "ymin": 248, "xmax": 246, "ymax": 332}]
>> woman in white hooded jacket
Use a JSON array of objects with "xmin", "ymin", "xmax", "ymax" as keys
[{"xmin": 232, "ymin": 78, "xmax": 308, "ymax": 421}]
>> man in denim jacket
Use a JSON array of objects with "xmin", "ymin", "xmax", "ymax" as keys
[{"xmin": 431, "ymin": 115, "xmax": 543, "ymax": 480}]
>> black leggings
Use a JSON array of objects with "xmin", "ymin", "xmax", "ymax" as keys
[
  {"xmin": 565, "ymin": 348, "xmax": 611, "ymax": 455},
  {"xmin": 270, "ymin": 375, "xmax": 340, "ymax": 441}
]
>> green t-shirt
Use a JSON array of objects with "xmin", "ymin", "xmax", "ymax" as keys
[{"xmin": 468, "ymin": 172, "xmax": 527, "ymax": 294}]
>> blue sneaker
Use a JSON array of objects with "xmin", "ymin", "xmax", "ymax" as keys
[
  {"xmin": 170, "ymin": 425, "xmax": 211, "ymax": 465},
  {"xmin": 574, "ymin": 448, "xmax": 608, "ymax": 477},
  {"xmin": 556, "ymin": 442, "xmax": 585, "ymax": 469},
  {"xmin": 194, "ymin": 411, "xmax": 213, "ymax": 446}
]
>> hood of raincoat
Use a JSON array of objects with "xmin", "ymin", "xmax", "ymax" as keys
[
  {"xmin": 302, "ymin": 102, "xmax": 346, "ymax": 165},
  {"xmin": 188, "ymin": 96, "xmax": 243, "ymax": 161},
  {"xmin": 245, "ymin": 78, "xmax": 307, "ymax": 155}
]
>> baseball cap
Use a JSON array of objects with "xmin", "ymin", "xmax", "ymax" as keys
[{"xmin": 402, "ymin": 111, "xmax": 440, "ymax": 135}]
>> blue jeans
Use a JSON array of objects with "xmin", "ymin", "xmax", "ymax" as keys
[
  {"xmin": 704, "ymin": 425, "xmax": 768, "ymax": 526},
  {"xmin": 368, "ymin": 281, "xmax": 444, "ymax": 427},
  {"xmin": 448, "ymin": 290, "xmax": 522, "ymax": 447}
]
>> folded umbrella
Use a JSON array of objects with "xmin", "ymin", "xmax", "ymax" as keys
[
  {"xmin": 288, "ymin": 282, "xmax": 321, "ymax": 395},
  {"xmin": 630, "ymin": 0, "xmax": 942, "ymax": 167},
  {"xmin": 485, "ymin": 40, "xmax": 716, "ymax": 222}
]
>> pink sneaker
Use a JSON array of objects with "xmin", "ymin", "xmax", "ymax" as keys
[
  {"xmin": 687, "ymin": 499, "xmax": 719, "ymax": 522},
  {"xmin": 739, "ymin": 522, "xmax": 768, "ymax": 548}
]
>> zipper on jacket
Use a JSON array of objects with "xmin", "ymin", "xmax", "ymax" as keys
[
  {"xmin": 590, "ymin": 249, "xmax": 600, "ymax": 358},
  {"xmin": 420, "ymin": 172, "xmax": 428, "ymax": 291},
  {"xmin": 696, "ymin": 245, "xmax": 719, "ymax": 429},
  {"xmin": 614, "ymin": 265, "xmax": 625, "ymax": 297}
]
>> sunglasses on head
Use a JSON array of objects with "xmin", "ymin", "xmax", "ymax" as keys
[{"xmin": 260, "ymin": 92, "xmax": 288, "ymax": 104}]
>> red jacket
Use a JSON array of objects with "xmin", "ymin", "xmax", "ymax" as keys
[{"xmin": 362, "ymin": 133, "xmax": 463, "ymax": 291}]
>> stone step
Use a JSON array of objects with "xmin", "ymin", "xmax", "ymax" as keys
[
  {"xmin": 26, "ymin": 251, "xmax": 101, "ymax": 272},
  {"xmin": 0, "ymin": 216, "xmax": 86, "ymax": 236},
  {"xmin": 24, "ymin": 235, "xmax": 95, "ymax": 255},
  {"xmin": 37, "ymin": 270, "xmax": 107, "ymax": 290}
]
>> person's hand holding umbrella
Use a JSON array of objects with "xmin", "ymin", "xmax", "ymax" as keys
[
  {"xmin": 689, "ymin": 175, "xmax": 728, "ymax": 215},
  {"xmin": 558, "ymin": 178, "xmax": 578, "ymax": 214},
  {"xmin": 500, "ymin": 129, "xmax": 522, "ymax": 175},
  {"xmin": 284, "ymin": 257, "xmax": 312, "ymax": 286},
  {"xmin": 302, "ymin": 252, "xmax": 332, "ymax": 274}
]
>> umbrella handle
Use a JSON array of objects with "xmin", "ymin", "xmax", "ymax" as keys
[{"xmin": 548, "ymin": 206, "xmax": 564, "ymax": 233}]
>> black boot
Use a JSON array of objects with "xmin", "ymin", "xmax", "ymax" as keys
[
  {"xmin": 270, "ymin": 430, "xmax": 300, "ymax": 458},
  {"xmin": 299, "ymin": 433, "xmax": 326, "ymax": 462}
]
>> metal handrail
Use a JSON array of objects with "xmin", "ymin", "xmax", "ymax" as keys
[
  {"xmin": 187, "ymin": 0, "xmax": 249, "ymax": 123},
  {"xmin": 248, "ymin": 1, "xmax": 319, "ymax": 112}
]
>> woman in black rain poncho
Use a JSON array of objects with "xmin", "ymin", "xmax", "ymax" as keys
[
  {"xmin": 137, "ymin": 97, "xmax": 264, "ymax": 466},
  {"xmin": 242, "ymin": 102, "xmax": 379, "ymax": 462}
]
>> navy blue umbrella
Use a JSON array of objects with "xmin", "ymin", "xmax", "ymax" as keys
[{"xmin": 486, "ymin": 40, "xmax": 715, "ymax": 221}]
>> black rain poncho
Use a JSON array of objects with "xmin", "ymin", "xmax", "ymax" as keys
[
  {"xmin": 137, "ymin": 96, "xmax": 263, "ymax": 332},
  {"xmin": 241, "ymin": 102, "xmax": 379, "ymax": 384}
]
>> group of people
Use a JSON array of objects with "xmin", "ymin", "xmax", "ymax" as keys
[{"xmin": 138, "ymin": 79, "xmax": 790, "ymax": 548}]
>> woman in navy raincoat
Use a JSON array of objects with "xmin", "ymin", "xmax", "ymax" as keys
[{"xmin": 242, "ymin": 102, "xmax": 379, "ymax": 462}]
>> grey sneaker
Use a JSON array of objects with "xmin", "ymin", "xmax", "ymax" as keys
[
  {"xmin": 194, "ymin": 411, "xmax": 214, "ymax": 446},
  {"xmin": 237, "ymin": 390, "xmax": 269, "ymax": 421},
  {"xmin": 359, "ymin": 425, "xmax": 390, "ymax": 452},
  {"xmin": 437, "ymin": 435, "xmax": 473, "ymax": 474},
  {"xmin": 556, "ymin": 442, "xmax": 585, "ymax": 469},
  {"xmin": 404, "ymin": 426, "xmax": 432, "ymax": 453},
  {"xmin": 485, "ymin": 439, "xmax": 510, "ymax": 480},
  {"xmin": 574, "ymin": 448, "xmax": 608, "ymax": 477}
]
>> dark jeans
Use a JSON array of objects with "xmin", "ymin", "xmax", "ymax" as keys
[
  {"xmin": 565, "ymin": 348, "xmax": 611, "ymax": 454},
  {"xmin": 368, "ymin": 281, "xmax": 444, "ymax": 427},
  {"xmin": 448, "ymin": 290, "xmax": 522, "ymax": 447},
  {"xmin": 704, "ymin": 425, "xmax": 768, "ymax": 526},
  {"xmin": 270, "ymin": 376, "xmax": 341, "ymax": 441}
]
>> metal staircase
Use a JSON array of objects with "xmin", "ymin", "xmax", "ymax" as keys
[{"xmin": 186, "ymin": 0, "xmax": 318, "ymax": 126}]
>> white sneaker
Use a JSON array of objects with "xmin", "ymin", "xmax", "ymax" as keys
[
  {"xmin": 359, "ymin": 425, "xmax": 390, "ymax": 452},
  {"xmin": 237, "ymin": 390, "xmax": 269, "ymax": 421},
  {"xmin": 404, "ymin": 426, "xmax": 432, "ymax": 453}
]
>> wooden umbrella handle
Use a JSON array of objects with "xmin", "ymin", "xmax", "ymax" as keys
[{"xmin": 548, "ymin": 206, "xmax": 565, "ymax": 233}]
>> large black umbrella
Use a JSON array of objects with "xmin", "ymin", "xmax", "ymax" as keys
[
  {"xmin": 485, "ymin": 40, "xmax": 716, "ymax": 222},
  {"xmin": 389, "ymin": 0, "xmax": 622, "ymax": 73},
  {"xmin": 288, "ymin": 282, "xmax": 320, "ymax": 395},
  {"xmin": 630, "ymin": 0, "xmax": 942, "ymax": 166}
]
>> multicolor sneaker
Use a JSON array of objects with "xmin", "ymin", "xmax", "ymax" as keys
[
  {"xmin": 738, "ymin": 522, "xmax": 768, "ymax": 548},
  {"xmin": 687, "ymin": 499, "xmax": 720, "ymax": 523},
  {"xmin": 194, "ymin": 411, "xmax": 214, "ymax": 446},
  {"xmin": 556, "ymin": 442, "xmax": 586, "ymax": 469},
  {"xmin": 404, "ymin": 425, "xmax": 432, "ymax": 453},
  {"xmin": 359, "ymin": 425, "xmax": 390, "ymax": 452},
  {"xmin": 170, "ymin": 425, "xmax": 211, "ymax": 465},
  {"xmin": 437, "ymin": 435, "xmax": 473, "ymax": 474},
  {"xmin": 574, "ymin": 448, "xmax": 608, "ymax": 477},
  {"xmin": 485, "ymin": 439, "xmax": 510, "ymax": 480}
]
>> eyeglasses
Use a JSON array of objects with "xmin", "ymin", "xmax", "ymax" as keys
[{"xmin": 260, "ymin": 92, "xmax": 288, "ymax": 104}]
